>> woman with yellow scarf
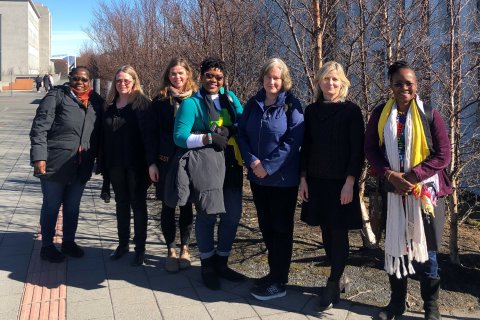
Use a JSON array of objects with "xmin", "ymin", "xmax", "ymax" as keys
[{"xmin": 365, "ymin": 61, "xmax": 452, "ymax": 320}]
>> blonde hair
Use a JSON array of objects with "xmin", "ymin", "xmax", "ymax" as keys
[
  {"xmin": 106, "ymin": 65, "xmax": 150, "ymax": 109},
  {"xmin": 259, "ymin": 58, "xmax": 293, "ymax": 91},
  {"xmin": 157, "ymin": 57, "xmax": 198, "ymax": 98},
  {"xmin": 313, "ymin": 61, "xmax": 350, "ymax": 102}
]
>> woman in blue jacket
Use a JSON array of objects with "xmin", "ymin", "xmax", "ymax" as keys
[
  {"xmin": 173, "ymin": 57, "xmax": 245, "ymax": 290},
  {"xmin": 237, "ymin": 58, "xmax": 304, "ymax": 301}
]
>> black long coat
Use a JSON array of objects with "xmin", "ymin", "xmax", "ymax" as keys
[{"xmin": 30, "ymin": 85, "xmax": 103, "ymax": 183}]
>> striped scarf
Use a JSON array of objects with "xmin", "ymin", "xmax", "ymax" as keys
[{"xmin": 378, "ymin": 96, "xmax": 438, "ymax": 278}]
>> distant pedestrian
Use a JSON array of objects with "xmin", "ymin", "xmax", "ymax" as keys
[
  {"xmin": 43, "ymin": 74, "xmax": 50, "ymax": 92},
  {"xmin": 48, "ymin": 74, "xmax": 54, "ymax": 90},
  {"xmin": 35, "ymin": 75, "xmax": 42, "ymax": 93},
  {"xmin": 30, "ymin": 66, "xmax": 104, "ymax": 263}
]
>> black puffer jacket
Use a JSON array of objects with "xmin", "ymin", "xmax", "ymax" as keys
[{"xmin": 30, "ymin": 85, "xmax": 104, "ymax": 183}]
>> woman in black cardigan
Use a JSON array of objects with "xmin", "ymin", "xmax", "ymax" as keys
[
  {"xmin": 102, "ymin": 65, "xmax": 151, "ymax": 266},
  {"xmin": 144, "ymin": 57, "xmax": 198, "ymax": 272},
  {"xmin": 299, "ymin": 61, "xmax": 365, "ymax": 311}
]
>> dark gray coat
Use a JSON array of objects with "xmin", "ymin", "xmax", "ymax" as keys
[
  {"xmin": 30, "ymin": 85, "xmax": 103, "ymax": 183},
  {"xmin": 164, "ymin": 147, "xmax": 225, "ymax": 215}
]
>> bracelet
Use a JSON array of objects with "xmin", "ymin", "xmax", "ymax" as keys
[
  {"xmin": 207, "ymin": 133, "xmax": 212, "ymax": 145},
  {"xmin": 385, "ymin": 170, "xmax": 393, "ymax": 181}
]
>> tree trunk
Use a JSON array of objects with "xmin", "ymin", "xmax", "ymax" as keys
[{"xmin": 312, "ymin": 0, "xmax": 323, "ymax": 70}]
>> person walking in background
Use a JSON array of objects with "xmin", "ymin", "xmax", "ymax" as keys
[
  {"xmin": 298, "ymin": 61, "xmax": 364, "ymax": 311},
  {"xmin": 35, "ymin": 75, "xmax": 42, "ymax": 93},
  {"xmin": 48, "ymin": 74, "xmax": 54, "ymax": 90},
  {"xmin": 144, "ymin": 57, "xmax": 197, "ymax": 273},
  {"xmin": 43, "ymin": 74, "xmax": 50, "ymax": 92},
  {"xmin": 171, "ymin": 57, "xmax": 245, "ymax": 290},
  {"xmin": 102, "ymin": 65, "xmax": 151, "ymax": 266},
  {"xmin": 364, "ymin": 61, "xmax": 452, "ymax": 320},
  {"xmin": 30, "ymin": 66, "xmax": 104, "ymax": 263},
  {"xmin": 237, "ymin": 58, "xmax": 304, "ymax": 300}
]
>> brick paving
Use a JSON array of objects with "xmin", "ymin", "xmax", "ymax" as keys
[{"xmin": 0, "ymin": 91, "xmax": 478, "ymax": 320}]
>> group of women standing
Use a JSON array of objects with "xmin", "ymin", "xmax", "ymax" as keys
[{"xmin": 30, "ymin": 56, "xmax": 451, "ymax": 320}]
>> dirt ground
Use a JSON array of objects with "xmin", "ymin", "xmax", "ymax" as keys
[{"xmin": 148, "ymin": 180, "xmax": 480, "ymax": 314}]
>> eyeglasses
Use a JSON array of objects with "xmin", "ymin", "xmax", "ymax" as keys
[
  {"xmin": 116, "ymin": 79, "xmax": 132, "ymax": 85},
  {"xmin": 71, "ymin": 76, "xmax": 89, "ymax": 82},
  {"xmin": 204, "ymin": 72, "xmax": 224, "ymax": 82},
  {"xmin": 393, "ymin": 82, "xmax": 414, "ymax": 88}
]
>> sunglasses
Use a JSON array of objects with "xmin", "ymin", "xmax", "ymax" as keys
[
  {"xmin": 204, "ymin": 72, "xmax": 224, "ymax": 82},
  {"xmin": 71, "ymin": 76, "xmax": 89, "ymax": 83},
  {"xmin": 393, "ymin": 82, "xmax": 414, "ymax": 88},
  {"xmin": 116, "ymin": 79, "xmax": 132, "ymax": 85}
]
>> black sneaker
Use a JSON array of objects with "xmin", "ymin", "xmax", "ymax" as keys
[
  {"xmin": 40, "ymin": 245, "xmax": 65, "ymax": 263},
  {"xmin": 250, "ymin": 282, "xmax": 286, "ymax": 301},
  {"xmin": 61, "ymin": 241, "xmax": 84, "ymax": 258},
  {"xmin": 253, "ymin": 273, "xmax": 273, "ymax": 287}
]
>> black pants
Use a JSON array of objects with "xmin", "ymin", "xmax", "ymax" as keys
[
  {"xmin": 109, "ymin": 166, "xmax": 148, "ymax": 252},
  {"xmin": 320, "ymin": 224, "xmax": 349, "ymax": 282},
  {"xmin": 161, "ymin": 202, "xmax": 193, "ymax": 248},
  {"xmin": 250, "ymin": 182, "xmax": 297, "ymax": 284}
]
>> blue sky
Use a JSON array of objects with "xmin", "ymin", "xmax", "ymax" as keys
[{"xmin": 36, "ymin": 0, "xmax": 102, "ymax": 56}]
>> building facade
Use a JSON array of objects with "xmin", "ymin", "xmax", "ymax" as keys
[{"xmin": 0, "ymin": 0, "xmax": 52, "ymax": 83}]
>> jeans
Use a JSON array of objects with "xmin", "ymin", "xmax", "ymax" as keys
[
  {"xmin": 250, "ymin": 182, "xmax": 298, "ymax": 284},
  {"xmin": 195, "ymin": 186, "xmax": 242, "ymax": 259},
  {"xmin": 161, "ymin": 202, "xmax": 193, "ymax": 248},
  {"xmin": 109, "ymin": 166, "xmax": 148, "ymax": 252},
  {"xmin": 413, "ymin": 251, "xmax": 439, "ymax": 279},
  {"xmin": 40, "ymin": 178, "xmax": 86, "ymax": 247}
]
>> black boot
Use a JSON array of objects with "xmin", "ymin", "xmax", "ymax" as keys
[
  {"xmin": 215, "ymin": 254, "xmax": 245, "ymax": 282},
  {"xmin": 376, "ymin": 275, "xmax": 407, "ymax": 320},
  {"xmin": 317, "ymin": 280, "xmax": 340, "ymax": 311},
  {"xmin": 201, "ymin": 255, "xmax": 220, "ymax": 290},
  {"xmin": 421, "ymin": 277, "xmax": 442, "ymax": 320}
]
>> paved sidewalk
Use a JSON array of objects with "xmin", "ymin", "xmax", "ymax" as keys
[{"xmin": 0, "ymin": 91, "xmax": 478, "ymax": 320}]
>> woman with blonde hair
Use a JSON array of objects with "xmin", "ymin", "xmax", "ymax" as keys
[
  {"xmin": 299, "ymin": 61, "xmax": 364, "ymax": 310},
  {"xmin": 102, "ymin": 65, "xmax": 151, "ymax": 266},
  {"xmin": 237, "ymin": 58, "xmax": 304, "ymax": 300},
  {"xmin": 144, "ymin": 57, "xmax": 197, "ymax": 272}
]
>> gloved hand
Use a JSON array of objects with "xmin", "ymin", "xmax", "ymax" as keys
[
  {"xmin": 217, "ymin": 126, "xmax": 229, "ymax": 137},
  {"xmin": 211, "ymin": 132, "xmax": 228, "ymax": 151}
]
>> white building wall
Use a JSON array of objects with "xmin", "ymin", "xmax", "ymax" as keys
[{"xmin": 0, "ymin": 0, "xmax": 51, "ymax": 82}]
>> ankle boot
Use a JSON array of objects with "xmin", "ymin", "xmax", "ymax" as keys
[
  {"xmin": 420, "ymin": 277, "xmax": 442, "ymax": 320},
  {"xmin": 215, "ymin": 254, "xmax": 245, "ymax": 282},
  {"xmin": 201, "ymin": 255, "xmax": 220, "ymax": 290},
  {"xmin": 317, "ymin": 280, "xmax": 340, "ymax": 311},
  {"xmin": 376, "ymin": 275, "xmax": 407, "ymax": 320}
]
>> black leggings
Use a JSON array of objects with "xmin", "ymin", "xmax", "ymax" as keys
[
  {"xmin": 321, "ymin": 225, "xmax": 349, "ymax": 282},
  {"xmin": 161, "ymin": 202, "xmax": 193, "ymax": 249}
]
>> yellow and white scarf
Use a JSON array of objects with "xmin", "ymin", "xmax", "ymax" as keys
[{"xmin": 378, "ymin": 96, "xmax": 438, "ymax": 278}]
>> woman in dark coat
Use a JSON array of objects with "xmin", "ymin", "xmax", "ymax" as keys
[
  {"xmin": 298, "ymin": 61, "xmax": 364, "ymax": 310},
  {"xmin": 365, "ymin": 61, "xmax": 452, "ymax": 320},
  {"xmin": 145, "ymin": 57, "xmax": 197, "ymax": 272},
  {"xmin": 30, "ymin": 66, "xmax": 103, "ymax": 262},
  {"xmin": 102, "ymin": 65, "xmax": 151, "ymax": 266}
]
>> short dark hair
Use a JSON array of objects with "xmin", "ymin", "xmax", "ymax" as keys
[
  {"xmin": 69, "ymin": 66, "xmax": 91, "ymax": 78},
  {"xmin": 387, "ymin": 60, "xmax": 414, "ymax": 81},
  {"xmin": 200, "ymin": 57, "xmax": 227, "ymax": 75}
]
